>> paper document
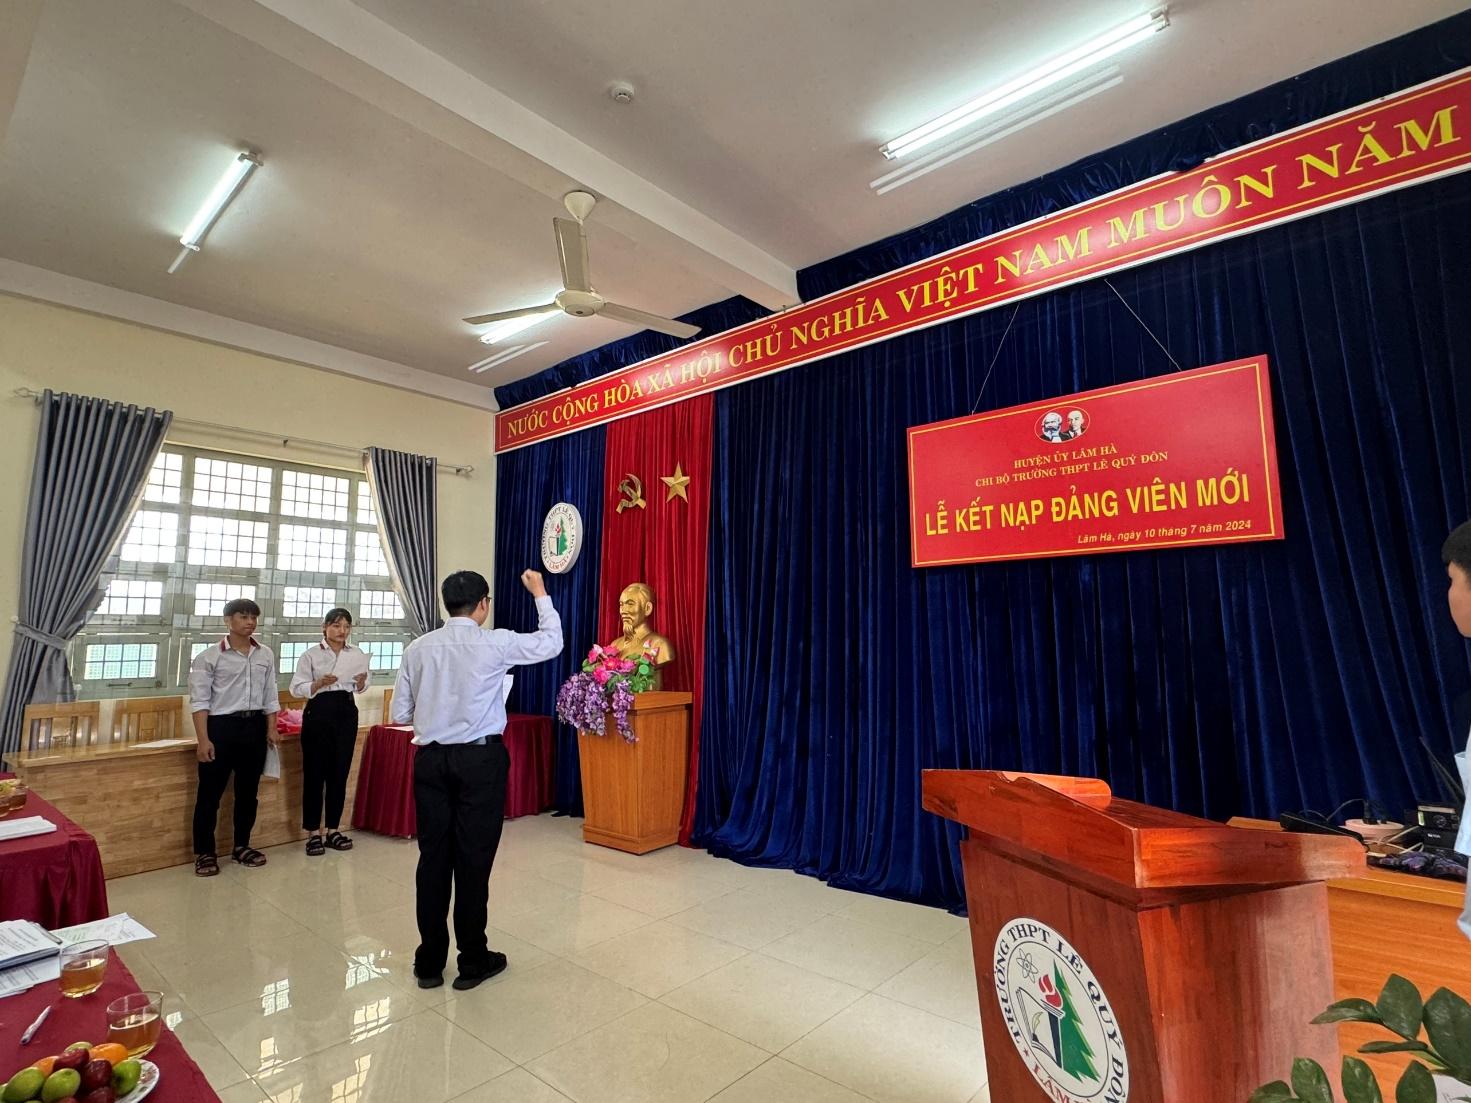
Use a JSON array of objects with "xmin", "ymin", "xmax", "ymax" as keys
[
  {"xmin": 130, "ymin": 738, "xmax": 195, "ymax": 750},
  {"xmin": 0, "ymin": 921, "xmax": 62, "ymax": 970},
  {"xmin": 329, "ymin": 647, "xmax": 371, "ymax": 687},
  {"xmin": 0, "ymin": 955, "xmax": 60, "ymax": 999},
  {"xmin": 53, "ymin": 913, "xmax": 156, "ymax": 948},
  {"xmin": 0, "ymin": 816, "xmax": 56, "ymax": 842}
]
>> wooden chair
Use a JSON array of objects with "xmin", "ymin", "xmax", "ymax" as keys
[
  {"xmin": 380, "ymin": 686, "xmax": 394, "ymax": 723},
  {"xmin": 109, "ymin": 696, "xmax": 185, "ymax": 748},
  {"xmin": 22, "ymin": 701, "xmax": 101, "ymax": 756},
  {"xmin": 279, "ymin": 688, "xmax": 307, "ymax": 711}
]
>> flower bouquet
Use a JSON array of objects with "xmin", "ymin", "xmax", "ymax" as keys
[{"xmin": 556, "ymin": 643, "xmax": 658, "ymax": 742}]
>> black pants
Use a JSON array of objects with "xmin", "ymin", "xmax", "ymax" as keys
[
  {"xmin": 412, "ymin": 740, "xmax": 508, "ymax": 977},
  {"xmin": 301, "ymin": 692, "xmax": 358, "ymax": 831},
  {"xmin": 193, "ymin": 712, "xmax": 268, "ymax": 855}
]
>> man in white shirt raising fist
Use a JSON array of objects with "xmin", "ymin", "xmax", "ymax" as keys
[{"xmin": 391, "ymin": 568, "xmax": 562, "ymax": 991}]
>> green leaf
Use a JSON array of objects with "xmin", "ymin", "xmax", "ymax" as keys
[
  {"xmin": 1378, "ymin": 976, "xmax": 1425, "ymax": 1041},
  {"xmin": 1249, "ymin": 1084, "xmax": 1296, "ymax": 1103},
  {"xmin": 1358, "ymin": 1041, "xmax": 1431, "ymax": 1055},
  {"xmin": 1395, "ymin": 1062, "xmax": 1436, "ymax": 1103},
  {"xmin": 1425, "ymin": 988, "xmax": 1471, "ymax": 1071},
  {"xmin": 1292, "ymin": 1059, "xmax": 1334, "ymax": 1103},
  {"xmin": 1341, "ymin": 1057, "xmax": 1385, "ymax": 1103},
  {"xmin": 1315, "ymin": 999, "xmax": 1384, "ymax": 1025}
]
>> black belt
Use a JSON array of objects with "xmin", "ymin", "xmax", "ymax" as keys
[
  {"xmin": 219, "ymin": 710, "xmax": 264, "ymax": 718},
  {"xmin": 428, "ymin": 735, "xmax": 503, "ymax": 746}
]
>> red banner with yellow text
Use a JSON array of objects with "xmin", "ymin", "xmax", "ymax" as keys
[
  {"xmin": 496, "ymin": 68, "xmax": 1471, "ymax": 453},
  {"xmin": 907, "ymin": 357, "xmax": 1284, "ymax": 565}
]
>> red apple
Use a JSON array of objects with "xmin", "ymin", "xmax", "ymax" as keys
[
  {"xmin": 80, "ymin": 1088, "xmax": 116, "ymax": 1103},
  {"xmin": 79, "ymin": 1061, "xmax": 113, "ymax": 1093},
  {"xmin": 54, "ymin": 1049, "xmax": 89, "ymax": 1073}
]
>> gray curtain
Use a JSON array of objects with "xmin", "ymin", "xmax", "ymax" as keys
[
  {"xmin": 0, "ymin": 390, "xmax": 172, "ymax": 761},
  {"xmin": 366, "ymin": 446, "xmax": 442, "ymax": 637}
]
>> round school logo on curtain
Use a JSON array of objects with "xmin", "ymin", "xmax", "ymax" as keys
[
  {"xmin": 993, "ymin": 917, "xmax": 1129, "ymax": 1102},
  {"xmin": 541, "ymin": 503, "xmax": 584, "ymax": 574}
]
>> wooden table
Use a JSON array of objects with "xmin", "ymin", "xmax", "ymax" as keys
[
  {"xmin": 0, "ymin": 786, "xmax": 108, "ymax": 926},
  {"xmin": 1228, "ymin": 817, "xmax": 1471, "ymax": 1083},
  {"xmin": 0, "ymin": 949, "xmax": 218, "ymax": 1102},
  {"xmin": 13, "ymin": 731, "xmax": 367, "ymax": 878}
]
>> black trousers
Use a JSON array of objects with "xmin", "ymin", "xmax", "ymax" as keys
[
  {"xmin": 412, "ymin": 740, "xmax": 508, "ymax": 977},
  {"xmin": 193, "ymin": 712, "xmax": 268, "ymax": 855},
  {"xmin": 301, "ymin": 692, "xmax": 358, "ymax": 831}
]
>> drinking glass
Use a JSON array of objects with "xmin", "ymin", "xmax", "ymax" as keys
[
  {"xmin": 58, "ymin": 939, "xmax": 109, "ymax": 999},
  {"xmin": 105, "ymin": 990, "xmax": 164, "ymax": 1057}
]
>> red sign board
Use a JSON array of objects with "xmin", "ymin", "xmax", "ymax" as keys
[
  {"xmin": 496, "ymin": 68, "xmax": 1471, "ymax": 453},
  {"xmin": 907, "ymin": 358, "xmax": 1284, "ymax": 565}
]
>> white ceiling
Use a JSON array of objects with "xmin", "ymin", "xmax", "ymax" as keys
[{"xmin": 0, "ymin": 0, "xmax": 1464, "ymax": 404}]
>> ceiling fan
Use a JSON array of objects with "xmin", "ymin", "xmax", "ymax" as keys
[{"xmin": 463, "ymin": 191, "xmax": 701, "ymax": 340}]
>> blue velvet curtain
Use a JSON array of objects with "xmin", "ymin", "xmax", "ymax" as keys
[
  {"xmin": 695, "ymin": 180, "xmax": 1471, "ymax": 909},
  {"xmin": 493, "ymin": 426, "xmax": 606, "ymax": 815},
  {"xmin": 494, "ymin": 297, "xmax": 772, "ymax": 812}
]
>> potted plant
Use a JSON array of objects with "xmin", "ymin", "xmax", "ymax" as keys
[
  {"xmin": 1251, "ymin": 975, "xmax": 1471, "ymax": 1102},
  {"xmin": 555, "ymin": 643, "xmax": 658, "ymax": 742}
]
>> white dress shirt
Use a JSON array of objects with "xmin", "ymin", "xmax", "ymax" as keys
[
  {"xmin": 290, "ymin": 641, "xmax": 371, "ymax": 699},
  {"xmin": 391, "ymin": 596, "xmax": 562, "ymax": 744},
  {"xmin": 189, "ymin": 637, "xmax": 280, "ymax": 716}
]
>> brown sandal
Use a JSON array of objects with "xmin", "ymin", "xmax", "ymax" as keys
[{"xmin": 195, "ymin": 853, "xmax": 220, "ymax": 877}]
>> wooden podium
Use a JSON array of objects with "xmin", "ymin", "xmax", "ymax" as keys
[
  {"xmin": 579, "ymin": 691, "xmax": 691, "ymax": 853},
  {"xmin": 922, "ymin": 770, "xmax": 1366, "ymax": 1102}
]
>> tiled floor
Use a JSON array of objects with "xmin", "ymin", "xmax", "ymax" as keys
[{"xmin": 106, "ymin": 815, "xmax": 991, "ymax": 1103}]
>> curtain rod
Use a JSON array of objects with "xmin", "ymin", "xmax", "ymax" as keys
[{"xmin": 11, "ymin": 387, "xmax": 474, "ymax": 476}]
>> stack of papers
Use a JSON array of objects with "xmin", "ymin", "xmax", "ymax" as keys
[
  {"xmin": 129, "ymin": 738, "xmax": 195, "ymax": 750},
  {"xmin": 0, "ymin": 913, "xmax": 155, "ymax": 1000},
  {"xmin": 0, "ymin": 921, "xmax": 62, "ymax": 970},
  {"xmin": 0, "ymin": 816, "xmax": 56, "ymax": 842}
]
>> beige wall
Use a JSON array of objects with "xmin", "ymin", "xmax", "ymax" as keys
[{"xmin": 0, "ymin": 293, "xmax": 497, "ymax": 722}]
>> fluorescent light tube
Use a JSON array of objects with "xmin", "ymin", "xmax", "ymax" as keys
[
  {"xmin": 179, "ymin": 152, "xmax": 261, "ymax": 248},
  {"xmin": 881, "ymin": 9, "xmax": 1168, "ymax": 160},
  {"xmin": 469, "ymin": 341, "xmax": 550, "ymax": 373},
  {"xmin": 478, "ymin": 311, "xmax": 557, "ymax": 344}
]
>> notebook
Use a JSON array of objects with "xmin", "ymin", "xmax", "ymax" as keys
[
  {"xmin": 0, "ymin": 816, "xmax": 56, "ymax": 842},
  {"xmin": 0, "ymin": 920, "xmax": 63, "ymax": 971}
]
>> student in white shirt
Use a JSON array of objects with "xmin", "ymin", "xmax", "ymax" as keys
[
  {"xmin": 1440, "ymin": 522, "xmax": 1471, "ymax": 939},
  {"xmin": 189, "ymin": 597, "xmax": 279, "ymax": 876},
  {"xmin": 291, "ymin": 607, "xmax": 369, "ymax": 856},
  {"xmin": 391, "ymin": 568, "xmax": 561, "ymax": 991}
]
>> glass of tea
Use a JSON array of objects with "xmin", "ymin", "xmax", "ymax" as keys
[
  {"xmin": 58, "ymin": 939, "xmax": 109, "ymax": 999},
  {"xmin": 105, "ymin": 990, "xmax": 164, "ymax": 1058}
]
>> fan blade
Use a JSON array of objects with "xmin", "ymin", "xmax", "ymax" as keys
[
  {"xmin": 462, "ymin": 303, "xmax": 559, "ymax": 325},
  {"xmin": 554, "ymin": 218, "xmax": 591, "ymax": 292},
  {"xmin": 600, "ymin": 302, "xmax": 700, "ymax": 340}
]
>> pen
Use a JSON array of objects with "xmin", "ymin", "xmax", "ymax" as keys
[{"xmin": 20, "ymin": 1004, "xmax": 50, "ymax": 1045}]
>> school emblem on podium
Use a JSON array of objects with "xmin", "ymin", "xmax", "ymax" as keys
[{"xmin": 994, "ymin": 917, "xmax": 1129, "ymax": 1102}]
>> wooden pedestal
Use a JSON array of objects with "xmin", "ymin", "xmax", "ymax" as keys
[{"xmin": 578, "ymin": 691, "xmax": 691, "ymax": 854}]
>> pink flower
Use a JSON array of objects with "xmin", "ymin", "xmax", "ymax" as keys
[
  {"xmin": 593, "ymin": 667, "xmax": 613, "ymax": 685},
  {"xmin": 616, "ymin": 658, "xmax": 636, "ymax": 673}
]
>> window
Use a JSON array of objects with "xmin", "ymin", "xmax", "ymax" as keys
[
  {"xmin": 72, "ymin": 446, "xmax": 412, "ymax": 700},
  {"xmin": 144, "ymin": 451, "xmax": 183, "ymax": 504},
  {"xmin": 188, "ymin": 516, "xmax": 269, "ymax": 568},
  {"xmin": 284, "ymin": 587, "xmax": 336, "ymax": 619},
  {"xmin": 84, "ymin": 643, "xmax": 158, "ymax": 681},
  {"xmin": 353, "ymin": 531, "xmax": 389, "ymax": 576},
  {"xmin": 193, "ymin": 582, "xmax": 257, "ymax": 617},
  {"xmin": 120, "ymin": 510, "xmax": 178, "ymax": 563},
  {"xmin": 358, "ymin": 590, "xmax": 404, "ymax": 621},
  {"xmin": 356, "ymin": 483, "xmax": 378, "ymax": 527},
  {"xmin": 191, "ymin": 457, "xmax": 272, "ymax": 512},
  {"xmin": 278, "ymin": 642, "xmax": 311, "ymax": 674},
  {"xmin": 279, "ymin": 525, "xmax": 347, "ymax": 574},
  {"xmin": 360, "ymin": 640, "xmax": 403, "ymax": 672},
  {"xmin": 281, "ymin": 470, "xmax": 350, "ymax": 522},
  {"xmin": 96, "ymin": 580, "xmax": 163, "ymax": 617}
]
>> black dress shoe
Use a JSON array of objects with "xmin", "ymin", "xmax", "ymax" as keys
[
  {"xmin": 452, "ymin": 951, "xmax": 508, "ymax": 991},
  {"xmin": 415, "ymin": 972, "xmax": 444, "ymax": 989}
]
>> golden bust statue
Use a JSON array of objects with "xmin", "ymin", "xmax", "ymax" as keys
[{"xmin": 607, "ymin": 582, "xmax": 675, "ymax": 688}]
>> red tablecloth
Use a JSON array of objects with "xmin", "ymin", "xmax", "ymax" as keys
[
  {"xmin": 0, "ymin": 950, "xmax": 218, "ymax": 1102},
  {"xmin": 0, "ymin": 789, "xmax": 109, "ymax": 927},
  {"xmin": 352, "ymin": 714, "xmax": 555, "ymax": 837}
]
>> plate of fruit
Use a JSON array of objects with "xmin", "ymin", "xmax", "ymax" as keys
[{"xmin": 1, "ymin": 1041, "xmax": 154, "ymax": 1103}]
